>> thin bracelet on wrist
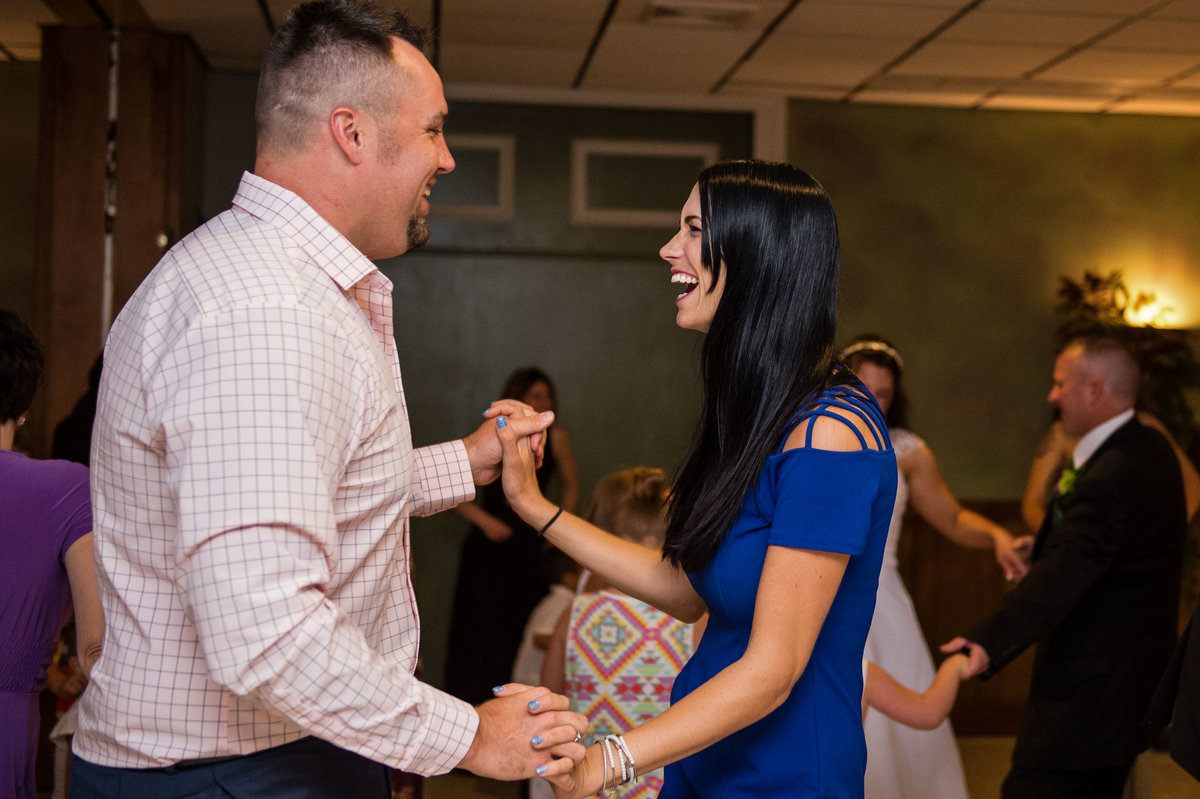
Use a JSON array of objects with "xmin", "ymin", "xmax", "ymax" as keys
[{"xmin": 538, "ymin": 506, "xmax": 563, "ymax": 537}]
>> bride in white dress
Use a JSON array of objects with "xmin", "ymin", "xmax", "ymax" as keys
[{"xmin": 841, "ymin": 336, "xmax": 1031, "ymax": 799}]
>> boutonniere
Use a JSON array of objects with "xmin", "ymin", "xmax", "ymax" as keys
[{"xmin": 1056, "ymin": 464, "xmax": 1077, "ymax": 497}]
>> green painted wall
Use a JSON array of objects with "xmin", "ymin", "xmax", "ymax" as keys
[{"xmin": 788, "ymin": 99, "xmax": 1200, "ymax": 502}]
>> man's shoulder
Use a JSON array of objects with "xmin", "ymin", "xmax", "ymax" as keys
[
  {"xmin": 128, "ymin": 208, "xmax": 329, "ymax": 321},
  {"xmin": 1100, "ymin": 416, "xmax": 1175, "ymax": 465}
]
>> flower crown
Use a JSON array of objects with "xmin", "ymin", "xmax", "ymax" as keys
[{"xmin": 838, "ymin": 340, "xmax": 905, "ymax": 371}]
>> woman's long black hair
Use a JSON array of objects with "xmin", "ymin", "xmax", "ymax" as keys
[{"xmin": 663, "ymin": 160, "xmax": 846, "ymax": 572}]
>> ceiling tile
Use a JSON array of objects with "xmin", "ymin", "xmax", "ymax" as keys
[
  {"xmin": 582, "ymin": 21, "xmax": 759, "ymax": 92},
  {"xmin": 850, "ymin": 88, "xmax": 983, "ymax": 108},
  {"xmin": 440, "ymin": 41, "xmax": 584, "ymax": 88},
  {"xmin": 611, "ymin": 0, "xmax": 791, "ymax": 30},
  {"xmin": 0, "ymin": 21, "xmax": 42, "ymax": 55},
  {"xmin": 1105, "ymin": 97, "xmax": 1200, "ymax": 114},
  {"xmin": 983, "ymin": 0, "xmax": 1163, "ymax": 13},
  {"xmin": 940, "ymin": 9, "xmax": 1123, "ymax": 46},
  {"xmin": 1152, "ymin": 0, "xmax": 1200, "ymax": 19},
  {"xmin": 775, "ymin": 1, "xmax": 953, "ymax": 38},
  {"xmin": 443, "ymin": 15, "xmax": 599, "ymax": 48},
  {"xmin": 1039, "ymin": 48, "xmax": 1200, "ymax": 85},
  {"xmin": 980, "ymin": 94, "xmax": 1115, "ymax": 112},
  {"xmin": 743, "ymin": 33, "xmax": 913, "ymax": 87},
  {"xmin": 452, "ymin": 0, "xmax": 613, "ymax": 24},
  {"xmin": 1098, "ymin": 18, "xmax": 1200, "ymax": 52},
  {"xmin": 892, "ymin": 41, "xmax": 1065, "ymax": 79}
]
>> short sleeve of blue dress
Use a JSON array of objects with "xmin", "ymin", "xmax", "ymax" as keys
[{"xmin": 662, "ymin": 381, "xmax": 897, "ymax": 799}]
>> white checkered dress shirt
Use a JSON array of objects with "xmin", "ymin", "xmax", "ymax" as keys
[{"xmin": 75, "ymin": 172, "xmax": 480, "ymax": 774}]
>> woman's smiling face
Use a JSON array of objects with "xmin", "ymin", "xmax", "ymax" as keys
[{"xmin": 660, "ymin": 183, "xmax": 725, "ymax": 334}]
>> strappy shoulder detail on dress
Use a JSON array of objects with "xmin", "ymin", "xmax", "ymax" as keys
[{"xmin": 779, "ymin": 381, "xmax": 892, "ymax": 454}]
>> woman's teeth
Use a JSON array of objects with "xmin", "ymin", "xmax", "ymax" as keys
[{"xmin": 672, "ymin": 272, "xmax": 699, "ymax": 299}]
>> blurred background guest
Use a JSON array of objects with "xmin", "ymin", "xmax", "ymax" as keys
[
  {"xmin": 445, "ymin": 367, "xmax": 579, "ymax": 704},
  {"xmin": 539, "ymin": 467, "xmax": 699, "ymax": 799},
  {"xmin": 0, "ymin": 309, "xmax": 103, "ymax": 799},
  {"xmin": 841, "ymin": 334, "xmax": 1027, "ymax": 799}
]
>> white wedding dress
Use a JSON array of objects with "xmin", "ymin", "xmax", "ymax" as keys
[{"xmin": 863, "ymin": 428, "xmax": 970, "ymax": 799}]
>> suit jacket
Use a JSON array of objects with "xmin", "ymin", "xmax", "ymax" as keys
[
  {"xmin": 968, "ymin": 416, "xmax": 1186, "ymax": 770},
  {"xmin": 1147, "ymin": 600, "xmax": 1200, "ymax": 780}
]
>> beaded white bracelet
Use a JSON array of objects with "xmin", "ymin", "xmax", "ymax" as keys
[
  {"xmin": 599, "ymin": 738, "xmax": 613, "ymax": 794},
  {"xmin": 604, "ymin": 733, "xmax": 636, "ymax": 788}
]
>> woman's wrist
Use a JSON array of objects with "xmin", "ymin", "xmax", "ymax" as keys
[{"xmin": 515, "ymin": 494, "xmax": 558, "ymax": 530}]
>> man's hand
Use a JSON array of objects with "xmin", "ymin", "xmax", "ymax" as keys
[
  {"xmin": 940, "ymin": 637, "xmax": 990, "ymax": 678},
  {"xmin": 457, "ymin": 684, "xmax": 587, "ymax": 781},
  {"xmin": 464, "ymin": 401, "xmax": 553, "ymax": 486}
]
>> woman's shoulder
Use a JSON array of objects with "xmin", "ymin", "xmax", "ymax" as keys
[{"xmin": 783, "ymin": 381, "xmax": 891, "ymax": 455}]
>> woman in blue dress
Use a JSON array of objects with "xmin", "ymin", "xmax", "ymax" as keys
[{"xmin": 494, "ymin": 160, "xmax": 900, "ymax": 798}]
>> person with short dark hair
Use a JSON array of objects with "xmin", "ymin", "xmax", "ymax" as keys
[
  {"xmin": 946, "ymin": 335, "xmax": 1187, "ymax": 799},
  {"xmin": 69, "ymin": 2, "xmax": 584, "ymax": 796},
  {"xmin": 492, "ymin": 160, "xmax": 899, "ymax": 798},
  {"xmin": 0, "ymin": 309, "xmax": 103, "ymax": 799}
]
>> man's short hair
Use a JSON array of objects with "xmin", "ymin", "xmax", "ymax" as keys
[
  {"xmin": 255, "ymin": 0, "xmax": 429, "ymax": 155},
  {"xmin": 1066, "ymin": 335, "xmax": 1140, "ymax": 405}
]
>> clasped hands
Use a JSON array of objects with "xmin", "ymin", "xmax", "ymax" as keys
[
  {"xmin": 463, "ymin": 399, "xmax": 554, "ymax": 486},
  {"xmin": 939, "ymin": 637, "xmax": 990, "ymax": 679},
  {"xmin": 461, "ymin": 404, "xmax": 590, "ymax": 786}
]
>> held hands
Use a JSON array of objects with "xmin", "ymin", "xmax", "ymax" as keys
[
  {"xmin": 940, "ymin": 637, "xmax": 990, "ymax": 679},
  {"xmin": 493, "ymin": 409, "xmax": 557, "ymax": 524},
  {"xmin": 458, "ymin": 683, "xmax": 588, "ymax": 784},
  {"xmin": 464, "ymin": 400, "xmax": 554, "ymax": 486}
]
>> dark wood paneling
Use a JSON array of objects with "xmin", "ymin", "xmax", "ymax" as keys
[
  {"xmin": 897, "ymin": 499, "xmax": 1035, "ymax": 735},
  {"xmin": 32, "ymin": 25, "xmax": 202, "ymax": 458},
  {"xmin": 33, "ymin": 26, "xmax": 110, "ymax": 457}
]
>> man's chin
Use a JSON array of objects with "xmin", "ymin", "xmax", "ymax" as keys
[{"xmin": 406, "ymin": 217, "xmax": 430, "ymax": 251}]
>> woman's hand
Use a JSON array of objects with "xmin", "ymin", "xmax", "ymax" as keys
[
  {"xmin": 493, "ymin": 413, "xmax": 557, "ymax": 525},
  {"xmin": 548, "ymin": 741, "xmax": 602, "ymax": 799},
  {"xmin": 992, "ymin": 529, "xmax": 1030, "ymax": 581}
]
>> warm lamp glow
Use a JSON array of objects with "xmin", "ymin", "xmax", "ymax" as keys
[
  {"xmin": 1126, "ymin": 293, "xmax": 1179, "ymax": 328},
  {"xmin": 1094, "ymin": 244, "xmax": 1199, "ymax": 329}
]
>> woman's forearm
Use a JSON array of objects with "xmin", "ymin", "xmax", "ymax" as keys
[{"xmin": 521, "ymin": 496, "xmax": 705, "ymax": 621}]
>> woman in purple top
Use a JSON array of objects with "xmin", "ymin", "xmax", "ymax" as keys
[{"xmin": 0, "ymin": 310, "xmax": 103, "ymax": 799}]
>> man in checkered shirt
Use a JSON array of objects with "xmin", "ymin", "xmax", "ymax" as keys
[{"xmin": 71, "ymin": 2, "xmax": 587, "ymax": 796}]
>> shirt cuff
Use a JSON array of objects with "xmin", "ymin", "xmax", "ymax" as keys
[{"xmin": 410, "ymin": 440, "xmax": 475, "ymax": 517}]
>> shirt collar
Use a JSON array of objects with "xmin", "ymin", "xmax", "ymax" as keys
[
  {"xmin": 230, "ymin": 171, "xmax": 383, "ymax": 293},
  {"xmin": 1073, "ymin": 407, "xmax": 1135, "ymax": 469}
]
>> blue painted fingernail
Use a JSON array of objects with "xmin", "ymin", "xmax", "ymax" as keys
[
  {"xmin": 527, "ymin": 699, "xmax": 540, "ymax": 710},
  {"xmin": 492, "ymin": 685, "xmax": 504, "ymax": 694},
  {"xmin": 497, "ymin": 416, "xmax": 508, "ymax": 429},
  {"xmin": 531, "ymin": 735, "xmax": 544, "ymax": 745},
  {"xmin": 536, "ymin": 765, "xmax": 548, "ymax": 776}
]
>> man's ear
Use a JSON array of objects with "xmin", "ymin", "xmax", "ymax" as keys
[{"xmin": 330, "ymin": 106, "xmax": 366, "ymax": 165}]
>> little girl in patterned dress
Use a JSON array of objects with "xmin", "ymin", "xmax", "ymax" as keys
[{"xmin": 540, "ymin": 468, "xmax": 702, "ymax": 799}]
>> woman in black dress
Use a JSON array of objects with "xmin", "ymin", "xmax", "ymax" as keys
[{"xmin": 444, "ymin": 368, "xmax": 579, "ymax": 705}]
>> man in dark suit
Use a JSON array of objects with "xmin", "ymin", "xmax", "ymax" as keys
[
  {"xmin": 1148, "ymin": 594, "xmax": 1200, "ymax": 782},
  {"xmin": 946, "ymin": 335, "xmax": 1187, "ymax": 798}
]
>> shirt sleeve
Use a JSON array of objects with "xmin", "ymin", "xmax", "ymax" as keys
[
  {"xmin": 162, "ymin": 305, "xmax": 478, "ymax": 773},
  {"xmin": 768, "ymin": 449, "xmax": 883, "ymax": 556},
  {"xmin": 410, "ymin": 441, "xmax": 475, "ymax": 517},
  {"xmin": 52, "ymin": 461, "xmax": 93, "ymax": 562},
  {"xmin": 967, "ymin": 463, "xmax": 1127, "ymax": 675}
]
